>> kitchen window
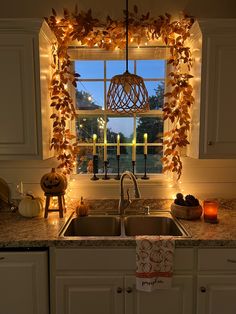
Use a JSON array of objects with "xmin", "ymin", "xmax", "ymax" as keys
[{"xmin": 69, "ymin": 47, "xmax": 167, "ymax": 176}]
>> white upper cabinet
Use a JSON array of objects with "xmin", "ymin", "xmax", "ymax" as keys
[
  {"xmin": 0, "ymin": 19, "xmax": 54, "ymax": 160},
  {"xmin": 187, "ymin": 19, "xmax": 236, "ymax": 159}
]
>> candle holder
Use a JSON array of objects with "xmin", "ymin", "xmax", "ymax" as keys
[
  {"xmin": 203, "ymin": 200, "xmax": 219, "ymax": 224},
  {"xmin": 132, "ymin": 160, "xmax": 137, "ymax": 178},
  {"xmin": 115, "ymin": 155, "xmax": 120, "ymax": 180},
  {"xmin": 102, "ymin": 160, "xmax": 110, "ymax": 180},
  {"xmin": 90, "ymin": 155, "xmax": 99, "ymax": 181},
  {"xmin": 141, "ymin": 154, "xmax": 149, "ymax": 180}
]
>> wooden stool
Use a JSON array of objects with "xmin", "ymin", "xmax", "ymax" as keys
[{"xmin": 44, "ymin": 193, "xmax": 66, "ymax": 218}]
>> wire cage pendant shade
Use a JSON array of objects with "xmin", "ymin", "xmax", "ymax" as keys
[
  {"xmin": 106, "ymin": 0, "xmax": 149, "ymax": 113},
  {"xmin": 107, "ymin": 71, "xmax": 149, "ymax": 113}
]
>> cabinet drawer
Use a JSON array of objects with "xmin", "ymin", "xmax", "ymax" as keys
[
  {"xmin": 198, "ymin": 249, "xmax": 236, "ymax": 271},
  {"xmin": 54, "ymin": 248, "xmax": 194, "ymax": 272}
]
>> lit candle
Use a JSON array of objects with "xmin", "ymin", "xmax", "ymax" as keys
[
  {"xmin": 117, "ymin": 134, "xmax": 120, "ymax": 156},
  {"xmin": 144, "ymin": 133, "xmax": 148, "ymax": 155},
  {"xmin": 104, "ymin": 140, "xmax": 107, "ymax": 161},
  {"xmin": 203, "ymin": 200, "xmax": 218, "ymax": 223},
  {"xmin": 20, "ymin": 181, "xmax": 24, "ymax": 195},
  {"xmin": 92, "ymin": 134, "xmax": 97, "ymax": 155},
  {"xmin": 132, "ymin": 140, "xmax": 136, "ymax": 161}
]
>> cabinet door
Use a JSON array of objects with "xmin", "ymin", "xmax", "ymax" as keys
[
  {"xmin": 0, "ymin": 33, "xmax": 38, "ymax": 158},
  {"xmin": 0, "ymin": 251, "xmax": 49, "ymax": 314},
  {"xmin": 200, "ymin": 32, "xmax": 236, "ymax": 157},
  {"xmin": 124, "ymin": 275, "xmax": 193, "ymax": 314},
  {"xmin": 56, "ymin": 275, "xmax": 124, "ymax": 314},
  {"xmin": 197, "ymin": 275, "xmax": 236, "ymax": 314}
]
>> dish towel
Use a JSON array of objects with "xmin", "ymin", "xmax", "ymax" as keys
[{"xmin": 136, "ymin": 235, "xmax": 175, "ymax": 292}]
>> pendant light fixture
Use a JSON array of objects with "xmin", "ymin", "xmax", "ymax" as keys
[{"xmin": 106, "ymin": 0, "xmax": 149, "ymax": 113}]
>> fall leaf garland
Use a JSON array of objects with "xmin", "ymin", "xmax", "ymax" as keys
[{"xmin": 45, "ymin": 6, "xmax": 195, "ymax": 178}]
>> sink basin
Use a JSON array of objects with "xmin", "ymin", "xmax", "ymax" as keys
[
  {"xmin": 62, "ymin": 215, "xmax": 121, "ymax": 236},
  {"xmin": 124, "ymin": 214, "xmax": 187, "ymax": 236},
  {"xmin": 60, "ymin": 211, "xmax": 189, "ymax": 238}
]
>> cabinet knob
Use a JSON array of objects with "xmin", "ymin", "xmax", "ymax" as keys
[
  {"xmin": 126, "ymin": 287, "xmax": 133, "ymax": 293},
  {"xmin": 116, "ymin": 287, "xmax": 123, "ymax": 293},
  {"xmin": 0, "ymin": 257, "xmax": 5, "ymax": 261},
  {"xmin": 207, "ymin": 141, "xmax": 213, "ymax": 146},
  {"xmin": 200, "ymin": 286, "xmax": 206, "ymax": 293}
]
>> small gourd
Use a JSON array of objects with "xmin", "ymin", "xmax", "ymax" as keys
[
  {"xmin": 18, "ymin": 194, "xmax": 43, "ymax": 218},
  {"xmin": 76, "ymin": 197, "xmax": 89, "ymax": 217}
]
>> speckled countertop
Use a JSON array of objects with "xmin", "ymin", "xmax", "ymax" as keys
[{"xmin": 1, "ymin": 199, "xmax": 236, "ymax": 248}]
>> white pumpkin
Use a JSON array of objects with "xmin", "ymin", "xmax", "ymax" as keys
[{"xmin": 18, "ymin": 194, "xmax": 43, "ymax": 218}]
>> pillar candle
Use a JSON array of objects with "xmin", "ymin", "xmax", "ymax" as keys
[
  {"xmin": 144, "ymin": 133, "xmax": 148, "ymax": 155},
  {"xmin": 117, "ymin": 134, "xmax": 120, "ymax": 156},
  {"xmin": 20, "ymin": 181, "xmax": 24, "ymax": 195},
  {"xmin": 132, "ymin": 140, "xmax": 136, "ymax": 161},
  {"xmin": 93, "ymin": 134, "xmax": 97, "ymax": 155}
]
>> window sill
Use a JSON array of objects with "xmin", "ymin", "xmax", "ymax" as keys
[{"xmin": 70, "ymin": 173, "xmax": 172, "ymax": 186}]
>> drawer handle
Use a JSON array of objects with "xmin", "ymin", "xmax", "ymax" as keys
[
  {"xmin": 200, "ymin": 286, "xmax": 206, "ymax": 293},
  {"xmin": 227, "ymin": 259, "xmax": 236, "ymax": 263},
  {"xmin": 0, "ymin": 257, "xmax": 5, "ymax": 260},
  {"xmin": 116, "ymin": 287, "xmax": 123, "ymax": 294}
]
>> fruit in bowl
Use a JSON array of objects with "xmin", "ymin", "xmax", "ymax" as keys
[{"xmin": 171, "ymin": 193, "xmax": 202, "ymax": 220}]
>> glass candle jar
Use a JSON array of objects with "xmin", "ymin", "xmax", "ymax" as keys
[{"xmin": 203, "ymin": 200, "xmax": 219, "ymax": 223}]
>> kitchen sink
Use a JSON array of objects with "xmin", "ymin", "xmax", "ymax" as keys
[
  {"xmin": 62, "ymin": 215, "xmax": 121, "ymax": 236},
  {"xmin": 124, "ymin": 214, "xmax": 185, "ymax": 236},
  {"xmin": 60, "ymin": 211, "xmax": 190, "ymax": 238}
]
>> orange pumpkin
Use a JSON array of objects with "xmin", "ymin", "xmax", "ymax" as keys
[
  {"xmin": 40, "ymin": 168, "xmax": 67, "ymax": 194},
  {"xmin": 76, "ymin": 197, "xmax": 90, "ymax": 217}
]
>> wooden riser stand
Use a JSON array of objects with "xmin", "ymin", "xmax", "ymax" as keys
[{"xmin": 44, "ymin": 193, "xmax": 66, "ymax": 218}]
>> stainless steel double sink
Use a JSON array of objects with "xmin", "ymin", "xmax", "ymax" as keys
[{"xmin": 60, "ymin": 211, "xmax": 190, "ymax": 238}]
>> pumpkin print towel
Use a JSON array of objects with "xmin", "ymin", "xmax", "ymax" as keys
[{"xmin": 136, "ymin": 236, "xmax": 175, "ymax": 292}]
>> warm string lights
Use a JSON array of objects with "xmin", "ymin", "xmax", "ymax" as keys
[{"xmin": 45, "ymin": 6, "xmax": 195, "ymax": 179}]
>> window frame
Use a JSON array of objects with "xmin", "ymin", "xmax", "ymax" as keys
[{"xmin": 69, "ymin": 47, "xmax": 170, "ymax": 180}]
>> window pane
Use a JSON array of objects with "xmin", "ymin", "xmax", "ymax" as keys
[
  {"xmin": 107, "ymin": 60, "xmax": 134, "ymax": 79},
  {"xmin": 136, "ymin": 117, "xmax": 163, "ymax": 153},
  {"xmin": 107, "ymin": 146, "xmax": 133, "ymax": 173},
  {"xmin": 145, "ymin": 81, "xmax": 165, "ymax": 110},
  {"xmin": 136, "ymin": 60, "xmax": 165, "ymax": 78},
  {"xmin": 107, "ymin": 117, "xmax": 134, "ymax": 142},
  {"xmin": 75, "ymin": 60, "xmax": 104, "ymax": 79},
  {"xmin": 76, "ymin": 116, "xmax": 104, "ymax": 142},
  {"xmin": 136, "ymin": 146, "xmax": 162, "ymax": 174},
  {"xmin": 76, "ymin": 82, "xmax": 104, "ymax": 109},
  {"xmin": 76, "ymin": 146, "xmax": 104, "ymax": 174}
]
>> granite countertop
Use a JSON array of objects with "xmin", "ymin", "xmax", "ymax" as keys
[{"xmin": 1, "ymin": 199, "xmax": 236, "ymax": 248}]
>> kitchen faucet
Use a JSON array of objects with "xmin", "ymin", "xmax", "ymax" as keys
[{"xmin": 118, "ymin": 171, "xmax": 141, "ymax": 215}]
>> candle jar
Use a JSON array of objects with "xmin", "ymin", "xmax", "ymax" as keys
[{"xmin": 203, "ymin": 200, "xmax": 219, "ymax": 223}]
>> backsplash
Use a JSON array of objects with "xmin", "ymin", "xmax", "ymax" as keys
[
  {"xmin": 0, "ymin": 158, "xmax": 236, "ymax": 201},
  {"xmin": 1, "ymin": 197, "xmax": 236, "ymax": 215}
]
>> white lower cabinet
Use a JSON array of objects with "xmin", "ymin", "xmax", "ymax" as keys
[
  {"xmin": 197, "ymin": 248, "xmax": 236, "ymax": 314},
  {"xmin": 125, "ymin": 275, "xmax": 193, "ymax": 314},
  {"xmin": 55, "ymin": 274, "xmax": 193, "ymax": 314},
  {"xmin": 56, "ymin": 275, "xmax": 124, "ymax": 314},
  {"xmin": 197, "ymin": 275, "xmax": 236, "ymax": 314},
  {"xmin": 0, "ymin": 250, "xmax": 49, "ymax": 314},
  {"xmin": 52, "ymin": 248, "xmax": 194, "ymax": 314}
]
